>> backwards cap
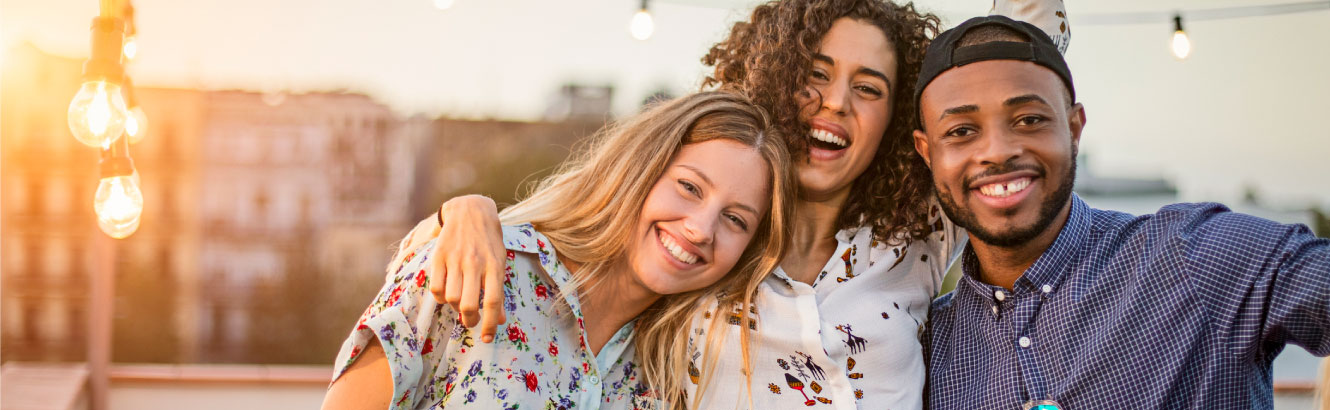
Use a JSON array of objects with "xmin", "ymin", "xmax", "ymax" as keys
[{"xmin": 913, "ymin": 15, "xmax": 1074, "ymax": 128}]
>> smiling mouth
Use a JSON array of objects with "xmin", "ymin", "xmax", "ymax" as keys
[
  {"xmin": 976, "ymin": 177, "xmax": 1032, "ymax": 198},
  {"xmin": 808, "ymin": 128, "xmax": 849, "ymax": 151},
  {"xmin": 658, "ymin": 227, "xmax": 701, "ymax": 265}
]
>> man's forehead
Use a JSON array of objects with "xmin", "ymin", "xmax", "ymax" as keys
[{"xmin": 921, "ymin": 59, "xmax": 1068, "ymax": 109}]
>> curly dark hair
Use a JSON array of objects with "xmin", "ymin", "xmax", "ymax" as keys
[{"xmin": 701, "ymin": 0, "xmax": 941, "ymax": 244}]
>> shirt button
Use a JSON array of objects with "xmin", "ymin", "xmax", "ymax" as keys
[
  {"xmin": 1018, "ymin": 336, "xmax": 1032, "ymax": 348},
  {"xmin": 1041, "ymin": 284, "xmax": 1053, "ymax": 294},
  {"xmin": 991, "ymin": 306, "xmax": 998, "ymax": 315},
  {"xmin": 994, "ymin": 290, "xmax": 1006, "ymax": 302},
  {"xmin": 588, "ymin": 375, "xmax": 600, "ymax": 385}
]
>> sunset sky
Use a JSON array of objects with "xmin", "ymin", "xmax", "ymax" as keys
[{"xmin": 3, "ymin": 0, "xmax": 1329, "ymax": 205}]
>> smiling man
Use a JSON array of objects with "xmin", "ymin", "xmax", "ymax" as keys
[{"xmin": 912, "ymin": 15, "xmax": 1330, "ymax": 410}]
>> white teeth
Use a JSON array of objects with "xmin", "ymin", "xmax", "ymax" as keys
[
  {"xmin": 807, "ymin": 128, "xmax": 848, "ymax": 148},
  {"xmin": 978, "ymin": 178, "xmax": 1031, "ymax": 198},
  {"xmin": 659, "ymin": 230, "xmax": 700, "ymax": 265}
]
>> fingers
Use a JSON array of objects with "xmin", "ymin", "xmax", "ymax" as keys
[
  {"xmin": 443, "ymin": 249, "xmax": 465, "ymax": 316},
  {"xmin": 457, "ymin": 253, "xmax": 483, "ymax": 328},
  {"xmin": 478, "ymin": 257, "xmax": 508, "ymax": 343},
  {"xmin": 429, "ymin": 241, "xmax": 448, "ymax": 304}
]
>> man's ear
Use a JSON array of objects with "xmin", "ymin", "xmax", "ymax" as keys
[
  {"xmin": 1067, "ymin": 102, "xmax": 1086, "ymax": 148},
  {"xmin": 912, "ymin": 128, "xmax": 933, "ymax": 169}
]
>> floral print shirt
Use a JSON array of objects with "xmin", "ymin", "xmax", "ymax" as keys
[
  {"xmin": 682, "ymin": 203, "xmax": 965, "ymax": 410},
  {"xmin": 331, "ymin": 224, "xmax": 654, "ymax": 410}
]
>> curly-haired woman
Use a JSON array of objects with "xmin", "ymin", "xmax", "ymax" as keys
[{"xmin": 392, "ymin": 0, "xmax": 1069, "ymax": 407}]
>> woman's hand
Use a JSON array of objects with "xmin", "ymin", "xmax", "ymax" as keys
[{"xmin": 430, "ymin": 195, "xmax": 508, "ymax": 343}]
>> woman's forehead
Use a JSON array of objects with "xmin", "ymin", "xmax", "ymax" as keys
[{"xmin": 817, "ymin": 18, "xmax": 898, "ymax": 75}]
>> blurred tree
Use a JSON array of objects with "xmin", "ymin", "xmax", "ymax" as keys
[{"xmin": 1312, "ymin": 208, "xmax": 1330, "ymax": 239}]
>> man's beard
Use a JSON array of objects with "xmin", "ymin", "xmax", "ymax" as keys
[{"xmin": 935, "ymin": 156, "xmax": 1076, "ymax": 248}]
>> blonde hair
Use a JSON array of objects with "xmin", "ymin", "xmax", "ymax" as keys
[{"xmin": 499, "ymin": 91, "xmax": 796, "ymax": 407}]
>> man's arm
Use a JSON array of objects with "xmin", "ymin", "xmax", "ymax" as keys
[{"xmin": 1177, "ymin": 204, "xmax": 1330, "ymax": 358}]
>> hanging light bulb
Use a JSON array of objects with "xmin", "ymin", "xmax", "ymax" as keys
[
  {"xmin": 95, "ymin": 136, "xmax": 142, "ymax": 239},
  {"xmin": 69, "ymin": 17, "xmax": 130, "ymax": 148},
  {"xmin": 94, "ymin": 172, "xmax": 143, "ymax": 238},
  {"xmin": 629, "ymin": 0, "xmax": 654, "ymax": 41},
  {"xmin": 1170, "ymin": 15, "xmax": 1191, "ymax": 60},
  {"xmin": 122, "ymin": 35, "xmax": 137, "ymax": 60},
  {"xmin": 125, "ymin": 106, "xmax": 147, "ymax": 143},
  {"xmin": 433, "ymin": 0, "xmax": 455, "ymax": 10},
  {"xmin": 123, "ymin": 79, "xmax": 147, "ymax": 144},
  {"xmin": 69, "ymin": 81, "xmax": 130, "ymax": 147}
]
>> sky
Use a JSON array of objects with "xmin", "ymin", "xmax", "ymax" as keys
[{"xmin": 3, "ymin": 0, "xmax": 1329, "ymax": 207}]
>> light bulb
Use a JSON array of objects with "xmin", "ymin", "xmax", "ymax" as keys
[
  {"xmin": 1170, "ymin": 30, "xmax": 1191, "ymax": 60},
  {"xmin": 123, "ymin": 36, "xmax": 138, "ymax": 60},
  {"xmin": 629, "ymin": 10, "xmax": 654, "ymax": 41},
  {"xmin": 433, "ymin": 0, "xmax": 454, "ymax": 10},
  {"xmin": 125, "ymin": 105, "xmax": 148, "ymax": 144},
  {"xmin": 68, "ymin": 81, "xmax": 130, "ymax": 148},
  {"xmin": 94, "ymin": 173, "xmax": 143, "ymax": 239}
]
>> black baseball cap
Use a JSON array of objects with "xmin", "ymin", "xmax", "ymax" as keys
[{"xmin": 914, "ymin": 15, "xmax": 1075, "ymax": 128}]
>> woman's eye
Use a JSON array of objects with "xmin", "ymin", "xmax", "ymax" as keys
[
  {"xmin": 726, "ymin": 214, "xmax": 749, "ymax": 231},
  {"xmin": 679, "ymin": 180, "xmax": 701, "ymax": 197},
  {"xmin": 854, "ymin": 85, "xmax": 882, "ymax": 97},
  {"xmin": 810, "ymin": 70, "xmax": 829, "ymax": 82}
]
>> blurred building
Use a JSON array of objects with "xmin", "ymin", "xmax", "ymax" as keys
[
  {"xmin": 192, "ymin": 90, "xmax": 424, "ymax": 363},
  {"xmin": 542, "ymin": 84, "xmax": 613, "ymax": 122},
  {"xmin": 410, "ymin": 116, "xmax": 606, "ymax": 219},
  {"xmin": 0, "ymin": 43, "xmax": 426, "ymax": 366},
  {"xmin": 1, "ymin": 41, "xmax": 105, "ymax": 363}
]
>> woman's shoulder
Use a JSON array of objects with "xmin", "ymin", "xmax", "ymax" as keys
[{"xmin": 499, "ymin": 223, "xmax": 569, "ymax": 283}]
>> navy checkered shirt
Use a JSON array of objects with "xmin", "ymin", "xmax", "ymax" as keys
[{"xmin": 924, "ymin": 194, "xmax": 1330, "ymax": 409}]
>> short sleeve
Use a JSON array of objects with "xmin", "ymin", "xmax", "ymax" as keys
[
  {"xmin": 332, "ymin": 238, "xmax": 453, "ymax": 410},
  {"xmin": 1171, "ymin": 204, "xmax": 1330, "ymax": 358}
]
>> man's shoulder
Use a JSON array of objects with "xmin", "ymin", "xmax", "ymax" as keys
[
  {"xmin": 1085, "ymin": 201, "xmax": 1243, "ymax": 241},
  {"xmin": 929, "ymin": 291, "xmax": 958, "ymax": 323}
]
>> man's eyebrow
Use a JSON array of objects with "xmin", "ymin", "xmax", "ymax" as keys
[
  {"xmin": 1004, "ymin": 94, "xmax": 1050, "ymax": 107},
  {"xmin": 939, "ymin": 104, "xmax": 979, "ymax": 121}
]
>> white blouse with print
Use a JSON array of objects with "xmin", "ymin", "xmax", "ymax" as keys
[{"xmin": 681, "ymin": 204, "xmax": 965, "ymax": 409}]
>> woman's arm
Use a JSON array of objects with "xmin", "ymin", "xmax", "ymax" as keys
[
  {"xmin": 321, "ymin": 339, "xmax": 392, "ymax": 410},
  {"xmin": 389, "ymin": 194, "xmax": 508, "ymax": 343}
]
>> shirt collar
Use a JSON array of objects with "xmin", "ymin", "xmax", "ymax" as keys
[
  {"xmin": 959, "ymin": 193, "xmax": 1091, "ymax": 297},
  {"xmin": 501, "ymin": 223, "xmax": 583, "ymax": 314}
]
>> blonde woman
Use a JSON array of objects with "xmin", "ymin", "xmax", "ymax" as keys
[{"xmin": 320, "ymin": 91, "xmax": 794, "ymax": 409}]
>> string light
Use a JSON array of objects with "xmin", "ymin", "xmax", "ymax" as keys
[
  {"xmin": 122, "ymin": 35, "xmax": 137, "ymax": 60},
  {"xmin": 68, "ymin": 17, "xmax": 130, "ymax": 148},
  {"xmin": 123, "ymin": 79, "xmax": 147, "ymax": 144},
  {"xmin": 629, "ymin": 0, "xmax": 654, "ymax": 41},
  {"xmin": 94, "ymin": 173, "xmax": 143, "ymax": 238},
  {"xmin": 94, "ymin": 134, "xmax": 142, "ymax": 239},
  {"xmin": 1171, "ymin": 15, "xmax": 1192, "ymax": 60}
]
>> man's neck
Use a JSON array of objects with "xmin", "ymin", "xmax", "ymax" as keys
[{"xmin": 969, "ymin": 203, "xmax": 1072, "ymax": 290}]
